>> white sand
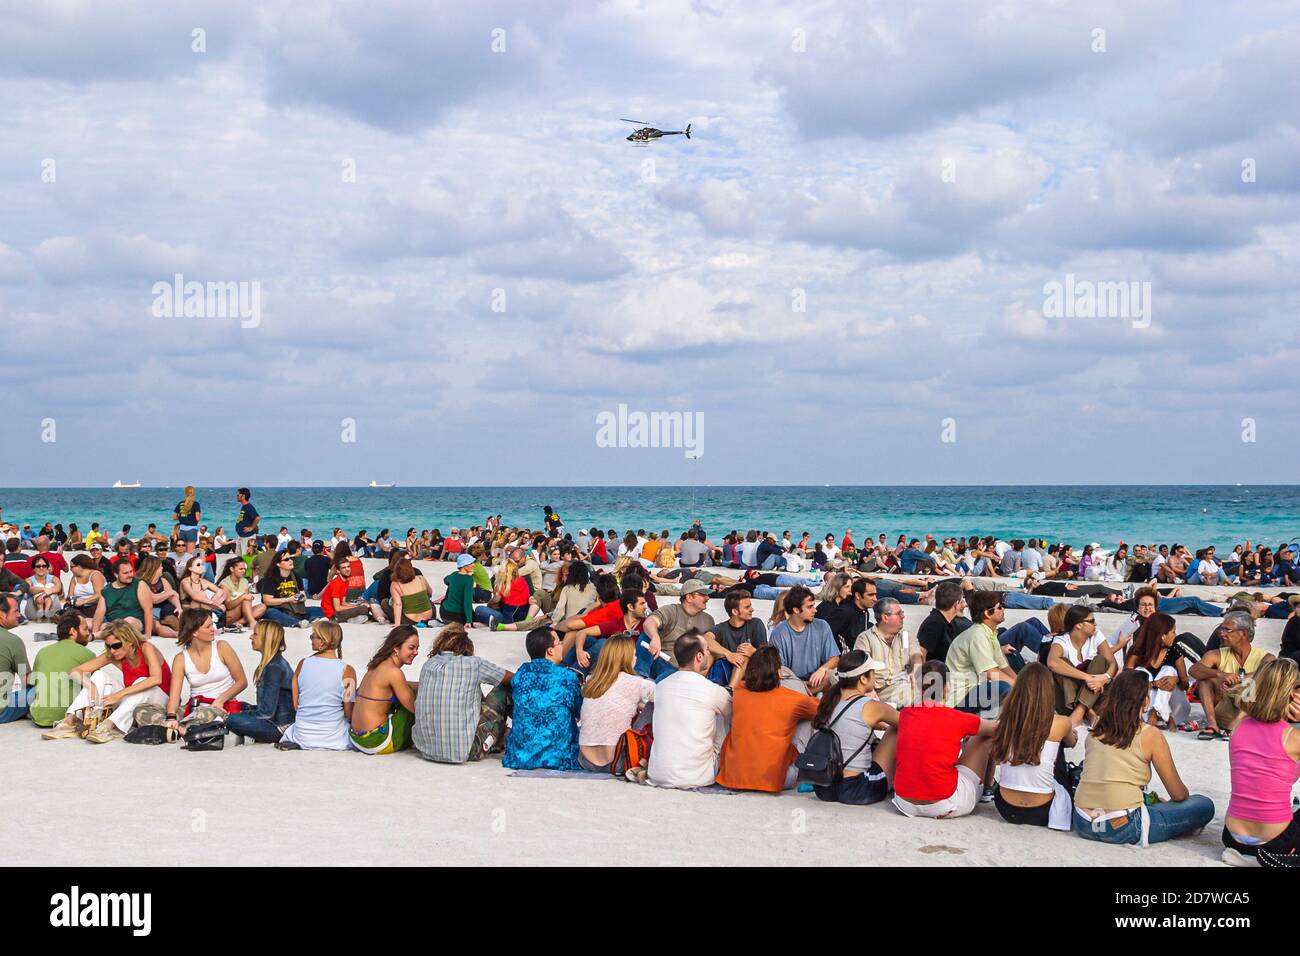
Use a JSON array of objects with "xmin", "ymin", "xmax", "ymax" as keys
[{"xmin": 2, "ymin": 559, "xmax": 1288, "ymax": 866}]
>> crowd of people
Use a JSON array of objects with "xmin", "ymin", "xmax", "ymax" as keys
[{"xmin": 2, "ymin": 496, "xmax": 1300, "ymax": 866}]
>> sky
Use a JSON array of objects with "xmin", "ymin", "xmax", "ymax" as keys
[{"xmin": 1, "ymin": 0, "xmax": 1297, "ymax": 488}]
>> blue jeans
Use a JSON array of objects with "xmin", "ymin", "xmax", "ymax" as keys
[
  {"xmin": 0, "ymin": 686, "xmax": 31, "ymax": 723},
  {"xmin": 473, "ymin": 604, "xmax": 527, "ymax": 628},
  {"xmin": 1158, "ymin": 597, "xmax": 1222, "ymax": 617},
  {"xmin": 1073, "ymin": 795, "xmax": 1215, "ymax": 845},
  {"xmin": 999, "ymin": 617, "xmax": 1050, "ymax": 654},
  {"xmin": 752, "ymin": 584, "xmax": 781, "ymax": 601},
  {"xmin": 564, "ymin": 637, "xmax": 673, "ymax": 681},
  {"xmin": 956, "ymin": 679, "xmax": 1012, "ymax": 717},
  {"xmin": 263, "ymin": 606, "xmax": 324, "ymax": 627},
  {"xmin": 760, "ymin": 553, "xmax": 784, "ymax": 571},
  {"xmin": 178, "ymin": 526, "xmax": 199, "ymax": 543},
  {"xmin": 362, "ymin": 580, "xmax": 380, "ymax": 602},
  {"xmin": 1003, "ymin": 592, "xmax": 1056, "ymax": 610},
  {"xmin": 225, "ymin": 712, "xmax": 283, "ymax": 743}
]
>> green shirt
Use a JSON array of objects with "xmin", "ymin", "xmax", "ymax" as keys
[
  {"xmin": 442, "ymin": 571, "xmax": 475, "ymax": 621},
  {"xmin": 28, "ymin": 639, "xmax": 95, "ymax": 727},
  {"xmin": 944, "ymin": 622, "xmax": 1008, "ymax": 706},
  {"xmin": 472, "ymin": 563, "xmax": 491, "ymax": 592},
  {"xmin": 0, "ymin": 627, "xmax": 30, "ymax": 711}
]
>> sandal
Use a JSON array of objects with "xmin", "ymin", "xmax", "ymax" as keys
[
  {"xmin": 1196, "ymin": 729, "xmax": 1217, "ymax": 740},
  {"xmin": 1217, "ymin": 728, "xmax": 1232, "ymax": 740}
]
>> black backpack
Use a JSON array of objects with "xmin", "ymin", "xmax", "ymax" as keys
[{"xmin": 794, "ymin": 700, "xmax": 871, "ymax": 787}]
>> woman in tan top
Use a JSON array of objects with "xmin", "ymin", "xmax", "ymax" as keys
[{"xmin": 1073, "ymin": 670, "xmax": 1214, "ymax": 846}]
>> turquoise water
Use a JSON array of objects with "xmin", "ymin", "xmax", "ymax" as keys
[{"xmin": 0, "ymin": 486, "xmax": 1296, "ymax": 549}]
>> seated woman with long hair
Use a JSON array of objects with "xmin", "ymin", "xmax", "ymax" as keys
[
  {"xmin": 809, "ymin": 650, "xmax": 900, "ymax": 805},
  {"xmin": 217, "ymin": 557, "xmax": 264, "ymax": 632},
  {"xmin": 716, "ymin": 644, "xmax": 818, "ymax": 792},
  {"xmin": 1045, "ymin": 603, "xmax": 1118, "ymax": 722},
  {"xmin": 578, "ymin": 634, "xmax": 655, "ymax": 773},
  {"xmin": 1221, "ymin": 658, "xmax": 1300, "ymax": 867},
  {"xmin": 350, "ymin": 625, "xmax": 420, "ymax": 754},
  {"xmin": 991, "ymin": 662, "xmax": 1080, "ymax": 830},
  {"xmin": 1073, "ymin": 669, "xmax": 1214, "ymax": 846},
  {"xmin": 224, "ymin": 621, "xmax": 295, "ymax": 743},
  {"xmin": 180, "ymin": 555, "xmax": 233, "ymax": 629},
  {"xmin": 387, "ymin": 555, "xmax": 436, "ymax": 628},
  {"xmin": 165, "ymin": 608, "xmax": 249, "ymax": 734},
  {"xmin": 476, "ymin": 558, "xmax": 538, "ymax": 630},
  {"xmin": 44, "ymin": 620, "xmax": 172, "ymax": 743},
  {"xmin": 1123, "ymin": 612, "xmax": 1190, "ymax": 729},
  {"xmin": 279, "ymin": 619, "xmax": 355, "ymax": 751}
]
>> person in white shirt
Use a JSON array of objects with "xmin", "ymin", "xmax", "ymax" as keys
[{"xmin": 648, "ymin": 631, "xmax": 737, "ymax": 789}]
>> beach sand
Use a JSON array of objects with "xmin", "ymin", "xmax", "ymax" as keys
[{"xmin": 2, "ymin": 560, "xmax": 1287, "ymax": 867}]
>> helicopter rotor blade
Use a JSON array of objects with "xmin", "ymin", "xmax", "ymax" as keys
[{"xmin": 620, "ymin": 118, "xmax": 653, "ymax": 125}]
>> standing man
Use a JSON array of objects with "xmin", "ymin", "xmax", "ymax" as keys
[{"xmin": 235, "ymin": 488, "xmax": 261, "ymax": 556}]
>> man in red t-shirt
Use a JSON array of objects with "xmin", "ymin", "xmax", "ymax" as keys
[
  {"xmin": 892, "ymin": 660, "xmax": 996, "ymax": 819},
  {"xmin": 319, "ymin": 558, "xmax": 373, "ymax": 622}
]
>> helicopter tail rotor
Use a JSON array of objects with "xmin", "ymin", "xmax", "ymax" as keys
[{"xmin": 685, "ymin": 123, "xmax": 691, "ymax": 139}]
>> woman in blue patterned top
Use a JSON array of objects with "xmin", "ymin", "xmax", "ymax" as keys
[{"xmin": 503, "ymin": 627, "xmax": 583, "ymax": 771}]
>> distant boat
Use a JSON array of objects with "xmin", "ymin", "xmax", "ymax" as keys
[
  {"xmin": 112, "ymin": 480, "xmax": 142, "ymax": 489},
  {"xmin": 369, "ymin": 481, "xmax": 396, "ymax": 488}
]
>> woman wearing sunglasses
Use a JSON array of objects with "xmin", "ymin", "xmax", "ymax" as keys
[
  {"xmin": 24, "ymin": 558, "xmax": 64, "ymax": 623},
  {"xmin": 43, "ymin": 620, "xmax": 172, "ymax": 743}
]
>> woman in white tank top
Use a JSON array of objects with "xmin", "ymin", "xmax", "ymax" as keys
[
  {"xmin": 279, "ymin": 621, "xmax": 356, "ymax": 751},
  {"xmin": 992, "ymin": 662, "xmax": 1081, "ymax": 830},
  {"xmin": 165, "ymin": 609, "xmax": 248, "ymax": 732}
]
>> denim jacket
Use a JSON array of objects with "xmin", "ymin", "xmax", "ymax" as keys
[{"xmin": 251, "ymin": 653, "xmax": 295, "ymax": 725}]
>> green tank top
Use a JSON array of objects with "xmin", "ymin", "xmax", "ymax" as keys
[
  {"xmin": 103, "ymin": 582, "xmax": 144, "ymax": 621},
  {"xmin": 400, "ymin": 588, "xmax": 432, "ymax": 616}
]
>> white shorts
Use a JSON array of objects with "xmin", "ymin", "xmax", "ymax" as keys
[{"xmin": 893, "ymin": 765, "xmax": 981, "ymax": 819}]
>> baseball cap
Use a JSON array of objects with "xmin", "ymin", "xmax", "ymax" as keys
[
  {"xmin": 456, "ymin": 553, "xmax": 476, "ymax": 568},
  {"xmin": 89, "ymin": 541, "xmax": 104, "ymax": 551},
  {"xmin": 680, "ymin": 579, "xmax": 709, "ymax": 595}
]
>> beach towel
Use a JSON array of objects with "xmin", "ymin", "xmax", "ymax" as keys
[
  {"xmin": 508, "ymin": 769, "xmax": 617, "ymax": 780},
  {"xmin": 349, "ymin": 707, "xmax": 413, "ymax": 755}
]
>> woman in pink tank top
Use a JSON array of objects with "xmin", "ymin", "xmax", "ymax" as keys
[{"xmin": 1223, "ymin": 659, "xmax": 1300, "ymax": 867}]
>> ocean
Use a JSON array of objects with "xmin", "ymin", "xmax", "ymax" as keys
[{"xmin": 0, "ymin": 486, "xmax": 1296, "ymax": 549}]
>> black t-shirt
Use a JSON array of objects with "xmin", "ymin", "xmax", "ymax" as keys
[
  {"xmin": 304, "ymin": 554, "xmax": 332, "ymax": 595},
  {"xmin": 918, "ymin": 608, "xmax": 966, "ymax": 662},
  {"xmin": 711, "ymin": 618, "xmax": 769, "ymax": 653}
]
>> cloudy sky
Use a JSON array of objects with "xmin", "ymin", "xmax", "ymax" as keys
[{"xmin": 2, "ymin": 0, "xmax": 1297, "ymax": 487}]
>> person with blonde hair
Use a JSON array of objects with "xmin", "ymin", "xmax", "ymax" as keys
[
  {"xmin": 278, "ymin": 619, "xmax": 355, "ymax": 751},
  {"xmin": 476, "ymin": 557, "xmax": 536, "ymax": 629},
  {"xmin": 43, "ymin": 620, "xmax": 173, "ymax": 742},
  {"xmin": 172, "ymin": 485, "xmax": 202, "ymax": 544},
  {"xmin": 413, "ymin": 623, "xmax": 515, "ymax": 763},
  {"xmin": 1221, "ymin": 657, "xmax": 1300, "ymax": 867},
  {"xmin": 225, "ymin": 621, "xmax": 295, "ymax": 743},
  {"xmin": 578, "ymin": 634, "xmax": 655, "ymax": 772}
]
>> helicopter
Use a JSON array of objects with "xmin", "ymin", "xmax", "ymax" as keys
[{"xmin": 621, "ymin": 119, "xmax": 692, "ymax": 145}]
